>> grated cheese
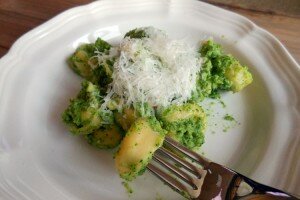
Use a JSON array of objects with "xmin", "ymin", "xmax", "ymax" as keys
[
  {"xmin": 101, "ymin": 27, "xmax": 202, "ymax": 109},
  {"xmin": 89, "ymin": 47, "xmax": 119, "ymax": 70}
]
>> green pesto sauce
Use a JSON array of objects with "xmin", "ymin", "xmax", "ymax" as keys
[
  {"xmin": 164, "ymin": 118, "xmax": 205, "ymax": 149},
  {"xmin": 147, "ymin": 117, "xmax": 167, "ymax": 136},
  {"xmin": 158, "ymin": 103, "xmax": 206, "ymax": 149},
  {"xmin": 122, "ymin": 182, "xmax": 133, "ymax": 195},
  {"xmin": 191, "ymin": 39, "xmax": 253, "ymax": 102},
  {"xmin": 124, "ymin": 28, "xmax": 148, "ymax": 39},
  {"xmin": 181, "ymin": 190, "xmax": 191, "ymax": 199},
  {"xmin": 223, "ymin": 126, "xmax": 230, "ymax": 133},
  {"xmin": 68, "ymin": 38, "xmax": 115, "ymax": 87},
  {"xmin": 85, "ymin": 125, "xmax": 123, "ymax": 149},
  {"xmin": 222, "ymin": 114, "xmax": 238, "ymax": 132},
  {"xmin": 223, "ymin": 114, "xmax": 235, "ymax": 122},
  {"xmin": 61, "ymin": 81, "xmax": 107, "ymax": 135},
  {"xmin": 133, "ymin": 102, "xmax": 155, "ymax": 117},
  {"xmin": 219, "ymin": 100, "xmax": 226, "ymax": 108}
]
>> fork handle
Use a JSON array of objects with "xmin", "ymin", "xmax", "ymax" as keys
[{"xmin": 229, "ymin": 174, "xmax": 299, "ymax": 200}]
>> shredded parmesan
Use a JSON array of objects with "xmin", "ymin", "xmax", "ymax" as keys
[
  {"xmin": 89, "ymin": 47, "xmax": 119, "ymax": 70},
  {"xmin": 102, "ymin": 27, "xmax": 202, "ymax": 109}
]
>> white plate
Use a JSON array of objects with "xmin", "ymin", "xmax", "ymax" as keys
[{"xmin": 0, "ymin": 0, "xmax": 299, "ymax": 199}]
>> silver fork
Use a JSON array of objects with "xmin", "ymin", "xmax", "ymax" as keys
[{"xmin": 147, "ymin": 136, "xmax": 298, "ymax": 200}]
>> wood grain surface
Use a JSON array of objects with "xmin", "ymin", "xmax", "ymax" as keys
[
  {"xmin": 203, "ymin": 0, "xmax": 300, "ymax": 17},
  {"xmin": 0, "ymin": 0, "xmax": 299, "ymax": 63}
]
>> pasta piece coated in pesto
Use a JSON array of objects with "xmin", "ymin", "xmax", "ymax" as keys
[
  {"xmin": 115, "ymin": 117, "xmax": 166, "ymax": 181},
  {"xmin": 68, "ymin": 38, "xmax": 115, "ymax": 87},
  {"xmin": 158, "ymin": 103, "xmax": 206, "ymax": 149},
  {"xmin": 85, "ymin": 124, "xmax": 123, "ymax": 149},
  {"xmin": 62, "ymin": 81, "xmax": 113, "ymax": 135},
  {"xmin": 114, "ymin": 108, "xmax": 137, "ymax": 131},
  {"xmin": 114, "ymin": 103, "xmax": 155, "ymax": 131},
  {"xmin": 192, "ymin": 39, "xmax": 253, "ymax": 101}
]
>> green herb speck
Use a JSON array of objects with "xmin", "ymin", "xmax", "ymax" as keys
[
  {"xmin": 219, "ymin": 100, "xmax": 226, "ymax": 108},
  {"xmin": 224, "ymin": 114, "xmax": 235, "ymax": 121},
  {"xmin": 122, "ymin": 181, "xmax": 133, "ymax": 195}
]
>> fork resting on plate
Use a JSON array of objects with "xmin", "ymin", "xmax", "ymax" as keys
[{"xmin": 147, "ymin": 137, "xmax": 299, "ymax": 200}]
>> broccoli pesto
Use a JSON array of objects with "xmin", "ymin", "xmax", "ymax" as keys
[
  {"xmin": 85, "ymin": 124, "xmax": 123, "ymax": 149},
  {"xmin": 68, "ymin": 38, "xmax": 116, "ymax": 87},
  {"xmin": 122, "ymin": 181, "xmax": 133, "ymax": 195},
  {"xmin": 222, "ymin": 114, "xmax": 238, "ymax": 133},
  {"xmin": 192, "ymin": 39, "xmax": 253, "ymax": 101},
  {"xmin": 224, "ymin": 114, "xmax": 236, "ymax": 122},
  {"xmin": 62, "ymin": 81, "xmax": 112, "ymax": 135},
  {"xmin": 124, "ymin": 28, "xmax": 149, "ymax": 39},
  {"xmin": 158, "ymin": 103, "xmax": 206, "ymax": 149},
  {"xmin": 114, "ymin": 103, "xmax": 155, "ymax": 131},
  {"xmin": 61, "ymin": 26, "xmax": 254, "ymax": 185}
]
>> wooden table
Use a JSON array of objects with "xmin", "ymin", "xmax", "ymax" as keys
[{"xmin": 0, "ymin": 0, "xmax": 299, "ymax": 63}]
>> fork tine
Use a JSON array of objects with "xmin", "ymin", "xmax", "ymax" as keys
[
  {"xmin": 153, "ymin": 152, "xmax": 197, "ymax": 189},
  {"xmin": 146, "ymin": 163, "xmax": 189, "ymax": 197},
  {"xmin": 164, "ymin": 136, "xmax": 210, "ymax": 167},
  {"xmin": 157, "ymin": 148, "xmax": 202, "ymax": 178}
]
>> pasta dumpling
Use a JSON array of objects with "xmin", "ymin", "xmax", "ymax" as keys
[
  {"xmin": 114, "ymin": 108, "xmax": 137, "ymax": 131},
  {"xmin": 158, "ymin": 103, "xmax": 206, "ymax": 149},
  {"xmin": 62, "ymin": 81, "xmax": 113, "ymax": 135},
  {"xmin": 68, "ymin": 38, "xmax": 115, "ymax": 87},
  {"xmin": 85, "ymin": 124, "xmax": 123, "ymax": 149},
  {"xmin": 115, "ymin": 117, "xmax": 166, "ymax": 181}
]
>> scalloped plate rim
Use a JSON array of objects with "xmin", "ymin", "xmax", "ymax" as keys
[{"xmin": 0, "ymin": 0, "xmax": 299, "ymax": 199}]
